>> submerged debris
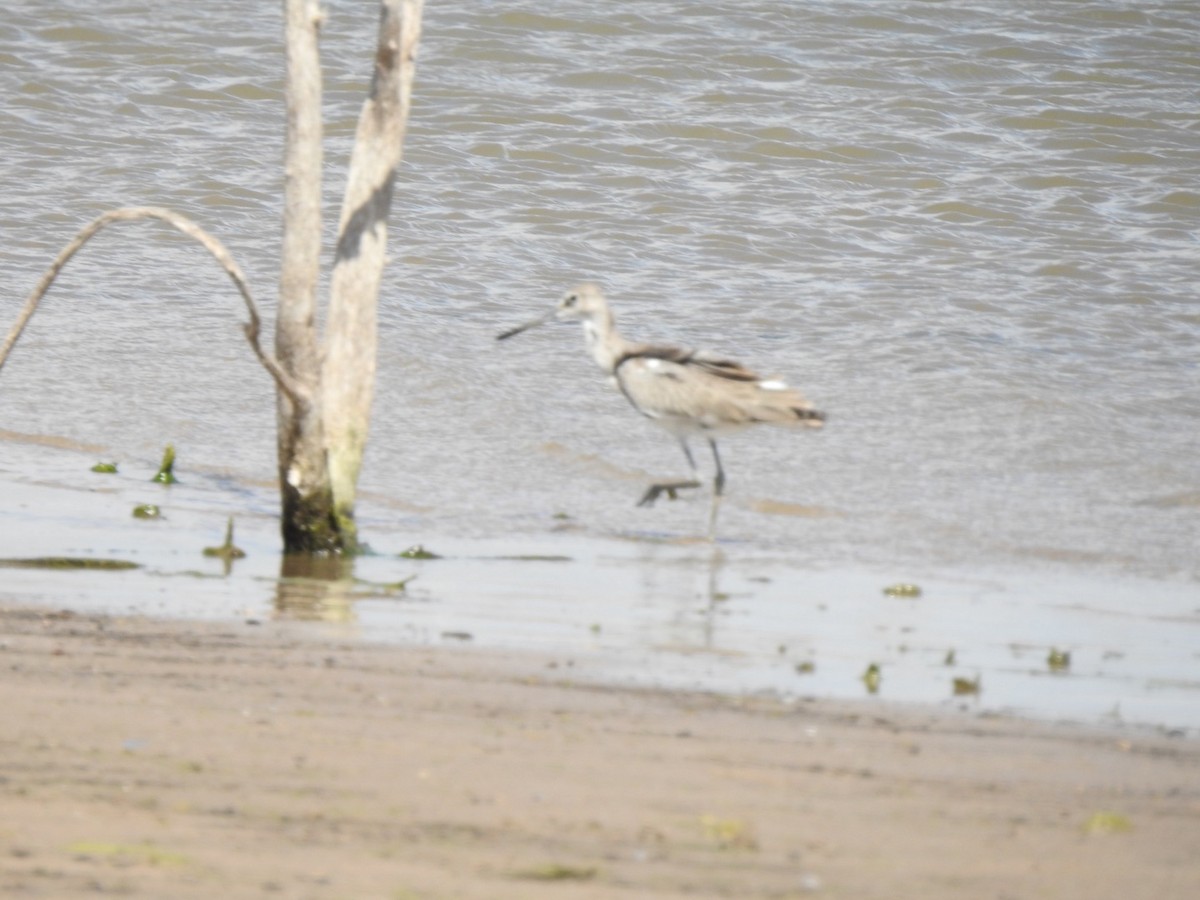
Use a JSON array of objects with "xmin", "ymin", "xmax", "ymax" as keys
[
  {"xmin": 1047, "ymin": 648, "xmax": 1071, "ymax": 672},
  {"xmin": 398, "ymin": 544, "xmax": 440, "ymax": 559},
  {"xmin": 795, "ymin": 661, "xmax": 816, "ymax": 675},
  {"xmin": 152, "ymin": 444, "xmax": 178, "ymax": 485},
  {"xmin": 203, "ymin": 517, "xmax": 246, "ymax": 562},
  {"xmin": 132, "ymin": 504, "xmax": 161, "ymax": 520},
  {"xmin": 944, "ymin": 649, "xmax": 957, "ymax": 666},
  {"xmin": 952, "ymin": 676, "xmax": 981, "ymax": 696},
  {"xmin": 90, "ymin": 462, "xmax": 118, "ymax": 474},
  {"xmin": 883, "ymin": 583, "xmax": 922, "ymax": 598},
  {"xmin": 0, "ymin": 557, "xmax": 139, "ymax": 571}
]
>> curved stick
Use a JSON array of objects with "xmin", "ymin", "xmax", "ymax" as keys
[{"xmin": 0, "ymin": 206, "xmax": 308, "ymax": 409}]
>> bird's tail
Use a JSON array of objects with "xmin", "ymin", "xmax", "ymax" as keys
[
  {"xmin": 751, "ymin": 380, "xmax": 825, "ymax": 429},
  {"xmin": 792, "ymin": 405, "xmax": 826, "ymax": 428}
]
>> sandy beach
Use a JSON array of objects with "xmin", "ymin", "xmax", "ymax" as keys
[{"xmin": 1, "ymin": 603, "xmax": 1196, "ymax": 899}]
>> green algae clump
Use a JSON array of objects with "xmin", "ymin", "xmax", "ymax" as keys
[
  {"xmin": 152, "ymin": 444, "xmax": 178, "ymax": 485},
  {"xmin": 203, "ymin": 517, "xmax": 246, "ymax": 561}
]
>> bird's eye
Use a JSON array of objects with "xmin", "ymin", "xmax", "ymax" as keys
[{"xmin": 564, "ymin": 294, "xmax": 577, "ymax": 307}]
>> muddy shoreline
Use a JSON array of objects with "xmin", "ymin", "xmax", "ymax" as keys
[{"xmin": 1, "ymin": 602, "xmax": 1196, "ymax": 898}]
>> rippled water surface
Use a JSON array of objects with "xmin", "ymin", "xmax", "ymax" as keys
[{"xmin": 1, "ymin": 2, "xmax": 1198, "ymax": 727}]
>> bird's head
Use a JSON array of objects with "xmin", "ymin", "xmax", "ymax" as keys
[
  {"xmin": 554, "ymin": 282, "xmax": 608, "ymax": 323},
  {"xmin": 496, "ymin": 282, "xmax": 611, "ymax": 341}
]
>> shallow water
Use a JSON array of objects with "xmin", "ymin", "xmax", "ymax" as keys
[
  {"xmin": 3, "ymin": 432, "xmax": 1197, "ymax": 733},
  {"xmin": 1, "ymin": 2, "xmax": 1198, "ymax": 729}
]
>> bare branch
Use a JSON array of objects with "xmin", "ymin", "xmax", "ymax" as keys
[{"xmin": 0, "ymin": 206, "xmax": 308, "ymax": 408}]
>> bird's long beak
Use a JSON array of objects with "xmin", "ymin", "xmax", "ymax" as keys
[{"xmin": 496, "ymin": 310, "xmax": 555, "ymax": 341}]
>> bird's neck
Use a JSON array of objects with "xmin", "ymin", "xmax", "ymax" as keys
[{"xmin": 581, "ymin": 310, "xmax": 629, "ymax": 375}]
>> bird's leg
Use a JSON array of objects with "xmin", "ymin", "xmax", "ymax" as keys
[
  {"xmin": 706, "ymin": 439, "xmax": 725, "ymax": 541},
  {"xmin": 709, "ymin": 439, "xmax": 726, "ymax": 496},
  {"xmin": 637, "ymin": 439, "xmax": 702, "ymax": 507}
]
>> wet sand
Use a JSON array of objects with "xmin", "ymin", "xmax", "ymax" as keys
[{"xmin": 1, "ymin": 604, "xmax": 1197, "ymax": 899}]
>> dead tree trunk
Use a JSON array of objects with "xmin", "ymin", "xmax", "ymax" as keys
[{"xmin": 276, "ymin": 0, "xmax": 424, "ymax": 553}]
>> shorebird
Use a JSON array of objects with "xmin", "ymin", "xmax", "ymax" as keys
[{"xmin": 497, "ymin": 283, "xmax": 825, "ymax": 538}]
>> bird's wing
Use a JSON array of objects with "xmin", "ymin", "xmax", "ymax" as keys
[
  {"xmin": 620, "ymin": 342, "xmax": 761, "ymax": 382},
  {"xmin": 615, "ymin": 354, "xmax": 746, "ymax": 427},
  {"xmin": 615, "ymin": 345, "xmax": 823, "ymax": 429}
]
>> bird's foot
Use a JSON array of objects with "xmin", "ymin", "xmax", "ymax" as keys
[{"xmin": 637, "ymin": 480, "xmax": 701, "ymax": 507}]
